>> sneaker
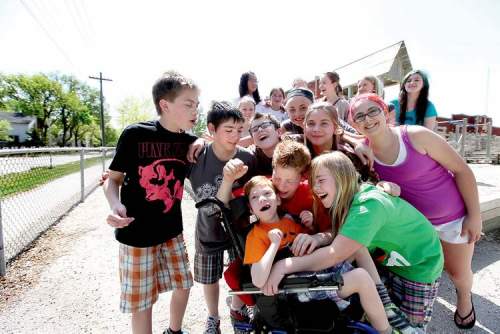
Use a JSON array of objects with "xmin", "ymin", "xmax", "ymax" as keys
[
  {"xmin": 385, "ymin": 304, "xmax": 425, "ymax": 334},
  {"xmin": 230, "ymin": 305, "xmax": 254, "ymax": 324},
  {"xmin": 204, "ymin": 316, "xmax": 221, "ymax": 334},
  {"xmin": 163, "ymin": 329, "xmax": 189, "ymax": 334}
]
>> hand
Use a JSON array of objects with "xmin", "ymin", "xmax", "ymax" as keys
[
  {"xmin": 262, "ymin": 260, "xmax": 286, "ymax": 296},
  {"xmin": 267, "ymin": 228, "xmax": 283, "ymax": 244},
  {"xmin": 299, "ymin": 210, "xmax": 314, "ymax": 230},
  {"xmin": 106, "ymin": 203, "xmax": 134, "ymax": 228},
  {"xmin": 99, "ymin": 170, "xmax": 110, "ymax": 186},
  {"xmin": 376, "ymin": 181, "xmax": 401, "ymax": 197},
  {"xmin": 462, "ymin": 214, "xmax": 483, "ymax": 244},
  {"xmin": 187, "ymin": 138, "xmax": 205, "ymax": 163},
  {"xmin": 354, "ymin": 142, "xmax": 374, "ymax": 169},
  {"xmin": 202, "ymin": 132, "xmax": 214, "ymax": 142},
  {"xmin": 223, "ymin": 158, "xmax": 248, "ymax": 183},
  {"xmin": 291, "ymin": 233, "xmax": 319, "ymax": 256}
]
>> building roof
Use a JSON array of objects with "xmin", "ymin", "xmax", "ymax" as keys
[
  {"xmin": 0, "ymin": 111, "xmax": 36, "ymax": 125},
  {"xmin": 333, "ymin": 41, "xmax": 412, "ymax": 88}
]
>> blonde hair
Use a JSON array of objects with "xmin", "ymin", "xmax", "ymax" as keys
[
  {"xmin": 304, "ymin": 101, "xmax": 343, "ymax": 152},
  {"xmin": 244, "ymin": 175, "xmax": 276, "ymax": 198},
  {"xmin": 309, "ymin": 151, "xmax": 359, "ymax": 236},
  {"xmin": 358, "ymin": 75, "xmax": 384, "ymax": 98},
  {"xmin": 238, "ymin": 95, "xmax": 256, "ymax": 108}
]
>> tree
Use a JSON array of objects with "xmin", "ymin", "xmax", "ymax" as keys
[
  {"xmin": 1, "ymin": 73, "xmax": 62, "ymax": 145},
  {"xmin": 104, "ymin": 125, "xmax": 119, "ymax": 146},
  {"xmin": 116, "ymin": 96, "xmax": 155, "ymax": 130},
  {"xmin": 0, "ymin": 119, "xmax": 12, "ymax": 142},
  {"xmin": 192, "ymin": 105, "xmax": 207, "ymax": 137},
  {"xmin": 53, "ymin": 74, "xmax": 95, "ymax": 146},
  {"xmin": 0, "ymin": 72, "xmax": 114, "ymax": 147}
]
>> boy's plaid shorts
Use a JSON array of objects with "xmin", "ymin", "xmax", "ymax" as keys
[
  {"xmin": 118, "ymin": 234, "xmax": 193, "ymax": 313},
  {"xmin": 193, "ymin": 247, "xmax": 236, "ymax": 284}
]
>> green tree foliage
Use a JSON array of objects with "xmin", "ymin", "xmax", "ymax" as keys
[
  {"xmin": 116, "ymin": 96, "xmax": 155, "ymax": 130},
  {"xmin": 0, "ymin": 119, "xmax": 12, "ymax": 141},
  {"xmin": 192, "ymin": 105, "xmax": 207, "ymax": 137},
  {"xmin": 3, "ymin": 73, "xmax": 62, "ymax": 145},
  {"xmin": 0, "ymin": 72, "xmax": 115, "ymax": 147},
  {"xmin": 104, "ymin": 125, "xmax": 119, "ymax": 146}
]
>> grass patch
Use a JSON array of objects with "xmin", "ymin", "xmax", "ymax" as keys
[{"xmin": 0, "ymin": 157, "xmax": 103, "ymax": 198}]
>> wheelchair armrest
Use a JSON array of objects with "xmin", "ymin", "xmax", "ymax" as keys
[{"xmin": 239, "ymin": 270, "xmax": 343, "ymax": 292}]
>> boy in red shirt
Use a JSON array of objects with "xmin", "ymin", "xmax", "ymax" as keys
[{"xmin": 271, "ymin": 140, "xmax": 332, "ymax": 255}]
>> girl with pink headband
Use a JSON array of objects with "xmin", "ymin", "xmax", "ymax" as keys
[{"xmin": 349, "ymin": 93, "xmax": 481, "ymax": 330}]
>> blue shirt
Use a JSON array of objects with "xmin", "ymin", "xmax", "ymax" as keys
[{"xmin": 391, "ymin": 99, "xmax": 437, "ymax": 125}]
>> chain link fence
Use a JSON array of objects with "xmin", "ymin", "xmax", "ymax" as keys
[{"xmin": 0, "ymin": 147, "xmax": 114, "ymax": 275}]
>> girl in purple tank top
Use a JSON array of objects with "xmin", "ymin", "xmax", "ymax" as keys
[{"xmin": 348, "ymin": 93, "xmax": 482, "ymax": 330}]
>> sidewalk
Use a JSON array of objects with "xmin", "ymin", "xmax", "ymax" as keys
[{"xmin": 0, "ymin": 164, "xmax": 499, "ymax": 333}]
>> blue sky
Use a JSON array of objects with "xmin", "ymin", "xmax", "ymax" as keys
[{"xmin": 1, "ymin": 0, "xmax": 499, "ymax": 125}]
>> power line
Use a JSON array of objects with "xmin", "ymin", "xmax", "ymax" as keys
[
  {"xmin": 78, "ymin": 0, "xmax": 96, "ymax": 43},
  {"xmin": 65, "ymin": 0, "xmax": 90, "ymax": 46},
  {"xmin": 19, "ymin": 0, "xmax": 78, "ymax": 69}
]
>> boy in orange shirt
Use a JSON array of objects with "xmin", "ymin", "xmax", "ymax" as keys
[
  {"xmin": 224, "ymin": 175, "xmax": 406, "ymax": 334},
  {"xmin": 242, "ymin": 176, "xmax": 307, "ymax": 288}
]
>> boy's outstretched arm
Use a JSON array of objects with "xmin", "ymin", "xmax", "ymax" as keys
[
  {"xmin": 103, "ymin": 170, "xmax": 134, "ymax": 228},
  {"xmin": 251, "ymin": 229, "xmax": 282, "ymax": 288},
  {"xmin": 216, "ymin": 158, "xmax": 248, "ymax": 205}
]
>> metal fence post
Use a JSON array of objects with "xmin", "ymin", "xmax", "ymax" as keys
[
  {"xmin": 80, "ymin": 148, "xmax": 85, "ymax": 202},
  {"xmin": 460, "ymin": 118, "xmax": 467, "ymax": 158},
  {"xmin": 486, "ymin": 121, "xmax": 492, "ymax": 162},
  {"xmin": 0, "ymin": 199, "xmax": 6, "ymax": 276},
  {"xmin": 102, "ymin": 148, "xmax": 106, "ymax": 172}
]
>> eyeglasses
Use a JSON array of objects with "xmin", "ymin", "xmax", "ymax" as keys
[
  {"xmin": 353, "ymin": 107, "xmax": 382, "ymax": 123},
  {"xmin": 250, "ymin": 121, "xmax": 274, "ymax": 134}
]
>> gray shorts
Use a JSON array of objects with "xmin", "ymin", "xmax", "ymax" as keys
[{"xmin": 193, "ymin": 248, "xmax": 236, "ymax": 284}]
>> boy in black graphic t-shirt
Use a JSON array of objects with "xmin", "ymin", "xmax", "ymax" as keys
[{"xmin": 103, "ymin": 71, "xmax": 199, "ymax": 334}]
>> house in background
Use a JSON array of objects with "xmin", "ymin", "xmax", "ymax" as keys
[{"xmin": 0, "ymin": 111, "xmax": 37, "ymax": 144}]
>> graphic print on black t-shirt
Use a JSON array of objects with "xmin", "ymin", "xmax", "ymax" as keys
[
  {"xmin": 138, "ymin": 158, "xmax": 185, "ymax": 213},
  {"xmin": 108, "ymin": 121, "xmax": 197, "ymax": 247}
]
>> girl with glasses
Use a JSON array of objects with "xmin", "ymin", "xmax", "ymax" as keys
[{"xmin": 349, "ymin": 93, "xmax": 481, "ymax": 330}]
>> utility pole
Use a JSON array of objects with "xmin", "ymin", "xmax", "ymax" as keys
[{"xmin": 89, "ymin": 72, "xmax": 112, "ymax": 146}]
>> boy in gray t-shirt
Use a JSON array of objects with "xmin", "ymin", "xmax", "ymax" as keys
[{"xmin": 188, "ymin": 101, "xmax": 256, "ymax": 333}]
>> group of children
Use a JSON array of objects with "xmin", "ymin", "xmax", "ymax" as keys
[{"xmin": 103, "ymin": 70, "xmax": 481, "ymax": 334}]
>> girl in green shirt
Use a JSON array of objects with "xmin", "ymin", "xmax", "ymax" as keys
[{"xmin": 262, "ymin": 151, "xmax": 444, "ymax": 330}]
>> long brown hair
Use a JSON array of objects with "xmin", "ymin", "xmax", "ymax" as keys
[
  {"xmin": 309, "ymin": 152, "xmax": 359, "ymax": 236},
  {"xmin": 399, "ymin": 70, "xmax": 430, "ymax": 125},
  {"xmin": 304, "ymin": 101, "xmax": 343, "ymax": 157}
]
